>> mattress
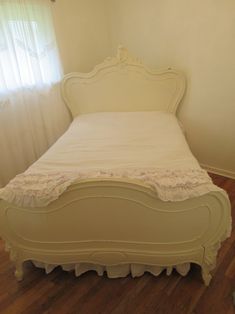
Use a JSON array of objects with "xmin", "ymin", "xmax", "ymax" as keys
[
  {"xmin": 0, "ymin": 111, "xmax": 220, "ymax": 207},
  {"xmin": 27, "ymin": 111, "xmax": 200, "ymax": 171}
]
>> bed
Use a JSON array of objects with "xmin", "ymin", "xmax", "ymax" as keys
[{"xmin": 0, "ymin": 46, "xmax": 231, "ymax": 285}]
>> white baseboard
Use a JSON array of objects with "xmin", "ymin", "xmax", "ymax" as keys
[{"xmin": 200, "ymin": 163, "xmax": 235, "ymax": 180}]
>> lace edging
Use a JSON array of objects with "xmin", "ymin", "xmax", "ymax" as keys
[{"xmin": 0, "ymin": 168, "xmax": 222, "ymax": 208}]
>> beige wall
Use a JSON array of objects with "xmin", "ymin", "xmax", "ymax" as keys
[
  {"xmin": 52, "ymin": 0, "xmax": 110, "ymax": 73},
  {"xmin": 51, "ymin": 0, "xmax": 235, "ymax": 177},
  {"xmin": 107, "ymin": 0, "xmax": 235, "ymax": 177}
]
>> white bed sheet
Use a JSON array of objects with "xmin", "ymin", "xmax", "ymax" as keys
[
  {"xmin": 0, "ymin": 111, "xmax": 220, "ymax": 207},
  {"xmin": 29, "ymin": 111, "xmax": 200, "ymax": 172}
]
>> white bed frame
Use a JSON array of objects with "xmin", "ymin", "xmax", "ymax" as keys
[{"xmin": 0, "ymin": 46, "xmax": 231, "ymax": 285}]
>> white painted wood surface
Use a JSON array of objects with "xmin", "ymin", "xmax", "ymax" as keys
[{"xmin": 62, "ymin": 46, "xmax": 185, "ymax": 117}]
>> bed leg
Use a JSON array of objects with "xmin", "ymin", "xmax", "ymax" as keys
[
  {"xmin": 14, "ymin": 261, "xmax": 24, "ymax": 281},
  {"xmin": 201, "ymin": 243, "xmax": 220, "ymax": 286},
  {"xmin": 201, "ymin": 266, "xmax": 212, "ymax": 286},
  {"xmin": 9, "ymin": 248, "xmax": 24, "ymax": 281}
]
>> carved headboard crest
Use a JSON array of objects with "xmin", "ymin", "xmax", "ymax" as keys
[{"xmin": 62, "ymin": 46, "xmax": 186, "ymax": 117}]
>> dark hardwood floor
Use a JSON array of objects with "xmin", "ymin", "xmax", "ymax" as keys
[{"xmin": 0, "ymin": 173, "xmax": 234, "ymax": 314}]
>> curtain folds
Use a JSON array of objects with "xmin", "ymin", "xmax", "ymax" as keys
[
  {"xmin": 0, "ymin": 0, "xmax": 62, "ymax": 92},
  {"xmin": 0, "ymin": 0, "xmax": 71, "ymax": 187}
]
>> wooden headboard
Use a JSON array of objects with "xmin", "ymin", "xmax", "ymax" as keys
[{"xmin": 61, "ymin": 46, "xmax": 186, "ymax": 118}]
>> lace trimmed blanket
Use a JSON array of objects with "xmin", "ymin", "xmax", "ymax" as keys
[{"xmin": 0, "ymin": 168, "xmax": 221, "ymax": 208}]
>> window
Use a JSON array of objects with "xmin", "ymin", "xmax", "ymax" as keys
[{"xmin": 0, "ymin": 0, "xmax": 62, "ymax": 93}]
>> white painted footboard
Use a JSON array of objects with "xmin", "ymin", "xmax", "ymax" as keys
[{"xmin": 0, "ymin": 179, "xmax": 231, "ymax": 285}]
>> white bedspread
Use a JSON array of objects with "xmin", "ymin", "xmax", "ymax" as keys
[
  {"xmin": 28, "ymin": 111, "xmax": 200, "ymax": 171},
  {"xmin": 0, "ymin": 111, "xmax": 221, "ymax": 207}
]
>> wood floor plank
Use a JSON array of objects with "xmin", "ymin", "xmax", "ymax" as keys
[{"xmin": 0, "ymin": 173, "xmax": 234, "ymax": 314}]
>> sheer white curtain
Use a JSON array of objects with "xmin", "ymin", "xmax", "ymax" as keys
[{"xmin": 0, "ymin": 0, "xmax": 71, "ymax": 187}]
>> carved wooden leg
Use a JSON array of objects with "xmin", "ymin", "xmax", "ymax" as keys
[
  {"xmin": 201, "ymin": 244, "xmax": 220, "ymax": 286},
  {"xmin": 201, "ymin": 265, "xmax": 212, "ymax": 286},
  {"xmin": 9, "ymin": 248, "xmax": 24, "ymax": 281},
  {"xmin": 14, "ymin": 260, "xmax": 24, "ymax": 281}
]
